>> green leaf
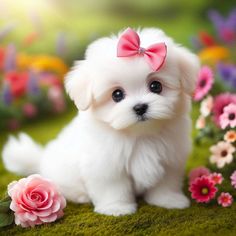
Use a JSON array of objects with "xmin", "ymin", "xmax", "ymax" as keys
[
  {"xmin": 0, "ymin": 195, "xmax": 11, "ymax": 213},
  {"xmin": 1, "ymin": 195, "xmax": 11, "ymax": 202},
  {"xmin": 0, "ymin": 201, "xmax": 11, "ymax": 213},
  {"xmin": 0, "ymin": 212, "xmax": 14, "ymax": 228}
]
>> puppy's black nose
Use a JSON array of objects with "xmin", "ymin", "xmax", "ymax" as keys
[{"xmin": 133, "ymin": 103, "xmax": 148, "ymax": 116}]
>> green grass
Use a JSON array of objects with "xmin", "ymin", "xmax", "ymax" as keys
[{"xmin": 0, "ymin": 105, "xmax": 236, "ymax": 236}]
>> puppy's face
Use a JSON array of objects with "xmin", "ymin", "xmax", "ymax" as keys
[{"xmin": 65, "ymin": 28, "xmax": 199, "ymax": 132}]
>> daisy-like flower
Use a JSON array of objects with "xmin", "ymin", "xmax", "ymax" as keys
[
  {"xmin": 212, "ymin": 93, "xmax": 236, "ymax": 127},
  {"xmin": 220, "ymin": 103, "xmax": 236, "ymax": 129},
  {"xmin": 230, "ymin": 170, "xmax": 236, "ymax": 188},
  {"xmin": 189, "ymin": 166, "xmax": 211, "ymax": 184},
  {"xmin": 195, "ymin": 116, "xmax": 206, "ymax": 129},
  {"xmin": 189, "ymin": 176, "xmax": 217, "ymax": 203},
  {"xmin": 200, "ymin": 95, "xmax": 213, "ymax": 117},
  {"xmin": 209, "ymin": 172, "xmax": 223, "ymax": 185},
  {"xmin": 217, "ymin": 192, "xmax": 233, "ymax": 207},
  {"xmin": 224, "ymin": 130, "xmax": 236, "ymax": 143},
  {"xmin": 210, "ymin": 141, "xmax": 235, "ymax": 168},
  {"xmin": 193, "ymin": 66, "xmax": 214, "ymax": 101}
]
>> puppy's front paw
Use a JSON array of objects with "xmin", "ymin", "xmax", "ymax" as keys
[
  {"xmin": 95, "ymin": 202, "xmax": 137, "ymax": 216},
  {"xmin": 146, "ymin": 192, "xmax": 190, "ymax": 209}
]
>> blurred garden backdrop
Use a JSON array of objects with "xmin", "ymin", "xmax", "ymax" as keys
[{"xmin": 1, "ymin": 0, "xmax": 236, "ymax": 235}]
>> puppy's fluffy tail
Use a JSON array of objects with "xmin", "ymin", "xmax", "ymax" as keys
[{"xmin": 2, "ymin": 133, "xmax": 43, "ymax": 176}]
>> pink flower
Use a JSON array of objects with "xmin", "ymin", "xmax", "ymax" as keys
[
  {"xmin": 188, "ymin": 166, "xmax": 211, "ymax": 184},
  {"xmin": 212, "ymin": 93, "xmax": 236, "ymax": 127},
  {"xmin": 22, "ymin": 103, "xmax": 38, "ymax": 118},
  {"xmin": 217, "ymin": 192, "xmax": 233, "ymax": 207},
  {"xmin": 189, "ymin": 176, "xmax": 217, "ymax": 203},
  {"xmin": 8, "ymin": 174, "xmax": 66, "ymax": 228},
  {"xmin": 210, "ymin": 141, "xmax": 235, "ymax": 168},
  {"xmin": 230, "ymin": 170, "xmax": 236, "ymax": 188},
  {"xmin": 48, "ymin": 87, "xmax": 66, "ymax": 113},
  {"xmin": 193, "ymin": 66, "xmax": 214, "ymax": 101},
  {"xmin": 220, "ymin": 103, "xmax": 236, "ymax": 129},
  {"xmin": 209, "ymin": 172, "xmax": 223, "ymax": 185}
]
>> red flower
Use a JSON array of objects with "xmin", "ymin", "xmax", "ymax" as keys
[
  {"xmin": 189, "ymin": 176, "xmax": 218, "ymax": 203},
  {"xmin": 5, "ymin": 71, "xmax": 29, "ymax": 97},
  {"xmin": 199, "ymin": 31, "xmax": 215, "ymax": 47},
  {"xmin": 0, "ymin": 47, "xmax": 5, "ymax": 70}
]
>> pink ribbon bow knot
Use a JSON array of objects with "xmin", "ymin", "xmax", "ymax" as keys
[{"xmin": 117, "ymin": 28, "xmax": 167, "ymax": 71}]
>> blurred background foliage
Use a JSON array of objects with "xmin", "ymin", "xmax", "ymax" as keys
[
  {"xmin": 0, "ymin": 0, "xmax": 235, "ymax": 64},
  {"xmin": 0, "ymin": 0, "xmax": 235, "ymax": 130}
]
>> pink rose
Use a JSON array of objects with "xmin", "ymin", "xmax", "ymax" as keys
[{"xmin": 8, "ymin": 174, "xmax": 66, "ymax": 227}]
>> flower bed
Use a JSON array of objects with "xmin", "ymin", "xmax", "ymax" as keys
[
  {"xmin": 0, "ymin": 45, "xmax": 69, "ymax": 131},
  {"xmin": 189, "ymin": 9, "xmax": 236, "ymax": 207}
]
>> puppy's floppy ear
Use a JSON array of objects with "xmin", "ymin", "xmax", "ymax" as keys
[
  {"xmin": 176, "ymin": 46, "xmax": 200, "ymax": 96},
  {"xmin": 65, "ymin": 60, "xmax": 92, "ymax": 111}
]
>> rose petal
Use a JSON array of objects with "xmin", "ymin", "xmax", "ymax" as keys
[
  {"xmin": 37, "ymin": 198, "xmax": 53, "ymax": 210},
  {"xmin": 24, "ymin": 212, "xmax": 38, "ymax": 222},
  {"xmin": 40, "ymin": 213, "xmax": 58, "ymax": 223},
  {"xmin": 60, "ymin": 196, "xmax": 66, "ymax": 209},
  {"xmin": 51, "ymin": 201, "xmax": 61, "ymax": 213},
  {"xmin": 33, "ymin": 208, "xmax": 52, "ymax": 217},
  {"xmin": 7, "ymin": 181, "xmax": 18, "ymax": 197}
]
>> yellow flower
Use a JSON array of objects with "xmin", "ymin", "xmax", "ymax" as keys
[
  {"xmin": 17, "ymin": 53, "xmax": 34, "ymax": 69},
  {"xmin": 17, "ymin": 54, "xmax": 68, "ymax": 76},
  {"xmin": 31, "ymin": 55, "xmax": 68, "ymax": 75},
  {"xmin": 198, "ymin": 46, "xmax": 230, "ymax": 65}
]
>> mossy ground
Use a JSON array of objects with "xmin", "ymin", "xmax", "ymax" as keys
[{"xmin": 0, "ymin": 105, "xmax": 236, "ymax": 236}]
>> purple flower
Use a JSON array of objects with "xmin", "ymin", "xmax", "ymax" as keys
[
  {"xmin": 56, "ymin": 32, "xmax": 67, "ymax": 57},
  {"xmin": 2, "ymin": 81, "xmax": 12, "ymax": 105},
  {"xmin": 217, "ymin": 63, "xmax": 236, "ymax": 88},
  {"xmin": 4, "ymin": 43, "xmax": 16, "ymax": 72},
  {"xmin": 208, "ymin": 9, "xmax": 236, "ymax": 43},
  {"xmin": 27, "ymin": 70, "xmax": 40, "ymax": 95},
  {"xmin": 190, "ymin": 36, "xmax": 202, "ymax": 50}
]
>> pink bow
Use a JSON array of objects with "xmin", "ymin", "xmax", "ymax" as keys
[{"xmin": 117, "ymin": 28, "xmax": 167, "ymax": 71}]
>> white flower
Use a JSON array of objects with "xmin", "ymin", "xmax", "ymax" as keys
[
  {"xmin": 196, "ymin": 116, "xmax": 206, "ymax": 129},
  {"xmin": 200, "ymin": 95, "xmax": 213, "ymax": 117},
  {"xmin": 210, "ymin": 141, "xmax": 235, "ymax": 168}
]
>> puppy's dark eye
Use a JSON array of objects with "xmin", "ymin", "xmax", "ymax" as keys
[
  {"xmin": 149, "ymin": 81, "xmax": 162, "ymax": 94},
  {"xmin": 112, "ymin": 89, "xmax": 125, "ymax": 102}
]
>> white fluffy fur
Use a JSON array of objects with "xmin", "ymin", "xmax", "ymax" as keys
[{"xmin": 2, "ymin": 28, "xmax": 200, "ymax": 216}]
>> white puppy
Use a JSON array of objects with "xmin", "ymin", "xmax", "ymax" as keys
[{"xmin": 2, "ymin": 28, "xmax": 199, "ymax": 216}]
